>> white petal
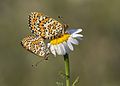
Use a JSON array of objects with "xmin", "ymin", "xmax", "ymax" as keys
[
  {"xmin": 54, "ymin": 45, "xmax": 59, "ymax": 55},
  {"xmin": 59, "ymin": 44, "xmax": 64, "ymax": 55},
  {"xmin": 50, "ymin": 45, "xmax": 56, "ymax": 56},
  {"xmin": 76, "ymin": 37, "xmax": 83, "ymax": 40},
  {"xmin": 54, "ymin": 45, "xmax": 58, "ymax": 54},
  {"xmin": 69, "ymin": 37, "xmax": 79, "ymax": 45},
  {"xmin": 73, "ymin": 29, "xmax": 82, "ymax": 34},
  {"xmin": 59, "ymin": 43, "xmax": 65, "ymax": 55},
  {"xmin": 72, "ymin": 33, "xmax": 83, "ymax": 38},
  {"xmin": 66, "ymin": 29, "xmax": 82, "ymax": 34},
  {"xmin": 63, "ymin": 42, "xmax": 70, "ymax": 54},
  {"xmin": 67, "ymin": 39, "xmax": 74, "ymax": 51},
  {"xmin": 55, "ymin": 44, "xmax": 62, "ymax": 55},
  {"xmin": 66, "ymin": 29, "xmax": 76, "ymax": 34},
  {"xmin": 60, "ymin": 43, "xmax": 66, "ymax": 55}
]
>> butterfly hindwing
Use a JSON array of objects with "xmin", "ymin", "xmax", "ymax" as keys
[
  {"xmin": 21, "ymin": 35, "xmax": 49, "ymax": 59},
  {"xmin": 29, "ymin": 12, "xmax": 64, "ymax": 39}
]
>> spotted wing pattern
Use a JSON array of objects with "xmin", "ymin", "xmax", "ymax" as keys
[
  {"xmin": 29, "ymin": 12, "xmax": 64, "ymax": 39},
  {"xmin": 21, "ymin": 35, "xmax": 49, "ymax": 59},
  {"xmin": 21, "ymin": 12, "xmax": 67, "ymax": 59}
]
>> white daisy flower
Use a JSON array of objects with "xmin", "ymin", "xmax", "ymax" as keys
[{"xmin": 48, "ymin": 29, "xmax": 83, "ymax": 56}]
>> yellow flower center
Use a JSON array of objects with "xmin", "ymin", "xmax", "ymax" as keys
[{"xmin": 50, "ymin": 34, "xmax": 70, "ymax": 45}]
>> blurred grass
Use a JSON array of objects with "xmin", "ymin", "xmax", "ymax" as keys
[{"xmin": 0, "ymin": 0, "xmax": 120, "ymax": 86}]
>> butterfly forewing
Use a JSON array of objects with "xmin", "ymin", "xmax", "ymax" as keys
[
  {"xmin": 29, "ymin": 12, "xmax": 64, "ymax": 39},
  {"xmin": 21, "ymin": 35, "xmax": 49, "ymax": 59}
]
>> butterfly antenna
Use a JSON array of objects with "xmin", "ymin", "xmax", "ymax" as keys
[{"xmin": 58, "ymin": 16, "xmax": 69, "ymax": 29}]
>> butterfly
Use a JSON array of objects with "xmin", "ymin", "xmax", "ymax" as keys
[{"xmin": 21, "ymin": 12, "xmax": 67, "ymax": 59}]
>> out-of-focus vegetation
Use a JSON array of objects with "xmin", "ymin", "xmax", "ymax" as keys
[{"xmin": 0, "ymin": 0, "xmax": 120, "ymax": 86}]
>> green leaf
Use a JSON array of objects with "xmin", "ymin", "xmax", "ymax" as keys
[{"xmin": 72, "ymin": 76, "xmax": 79, "ymax": 86}]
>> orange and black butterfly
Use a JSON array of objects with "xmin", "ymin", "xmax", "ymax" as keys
[{"xmin": 21, "ymin": 12, "xmax": 66, "ymax": 59}]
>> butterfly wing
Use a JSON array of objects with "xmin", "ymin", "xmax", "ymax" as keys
[
  {"xmin": 29, "ymin": 12, "xmax": 64, "ymax": 39},
  {"xmin": 21, "ymin": 35, "xmax": 49, "ymax": 59}
]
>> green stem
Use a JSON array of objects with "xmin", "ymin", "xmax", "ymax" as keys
[{"xmin": 64, "ymin": 53, "xmax": 70, "ymax": 86}]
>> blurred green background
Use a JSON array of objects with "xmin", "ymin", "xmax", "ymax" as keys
[{"xmin": 0, "ymin": 0, "xmax": 120, "ymax": 86}]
